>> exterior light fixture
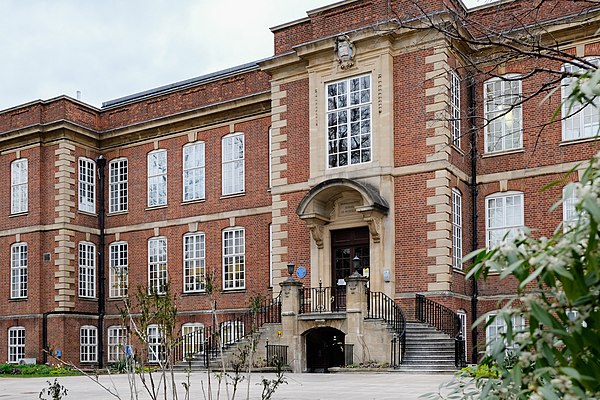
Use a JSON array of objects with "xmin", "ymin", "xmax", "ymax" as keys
[
  {"xmin": 352, "ymin": 255, "xmax": 362, "ymax": 277},
  {"xmin": 287, "ymin": 262, "xmax": 295, "ymax": 280}
]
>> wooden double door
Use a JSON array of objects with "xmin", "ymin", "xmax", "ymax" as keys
[{"xmin": 331, "ymin": 227, "xmax": 370, "ymax": 286}]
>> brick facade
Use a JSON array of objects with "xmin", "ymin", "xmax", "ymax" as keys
[{"xmin": 0, "ymin": 0, "xmax": 598, "ymax": 368}]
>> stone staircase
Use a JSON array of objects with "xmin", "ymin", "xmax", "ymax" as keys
[{"xmin": 395, "ymin": 321, "xmax": 458, "ymax": 374}]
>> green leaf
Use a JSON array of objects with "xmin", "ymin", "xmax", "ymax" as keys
[
  {"xmin": 519, "ymin": 265, "xmax": 544, "ymax": 289},
  {"xmin": 530, "ymin": 302, "xmax": 555, "ymax": 328},
  {"xmin": 560, "ymin": 367, "xmax": 582, "ymax": 381},
  {"xmin": 583, "ymin": 197, "xmax": 600, "ymax": 223}
]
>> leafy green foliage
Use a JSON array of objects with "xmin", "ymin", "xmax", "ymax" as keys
[
  {"xmin": 462, "ymin": 155, "xmax": 600, "ymax": 399},
  {"xmin": 0, "ymin": 363, "xmax": 78, "ymax": 377}
]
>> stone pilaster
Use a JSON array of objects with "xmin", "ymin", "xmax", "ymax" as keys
[
  {"xmin": 53, "ymin": 141, "xmax": 76, "ymax": 310},
  {"xmin": 423, "ymin": 46, "xmax": 453, "ymax": 292},
  {"xmin": 270, "ymin": 83, "xmax": 290, "ymax": 292}
]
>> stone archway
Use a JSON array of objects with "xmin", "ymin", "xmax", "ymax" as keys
[
  {"xmin": 305, "ymin": 327, "xmax": 346, "ymax": 373},
  {"xmin": 296, "ymin": 178, "xmax": 390, "ymax": 292}
]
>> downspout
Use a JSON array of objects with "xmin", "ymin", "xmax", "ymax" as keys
[
  {"xmin": 43, "ymin": 311, "xmax": 100, "ymax": 364},
  {"xmin": 468, "ymin": 76, "xmax": 479, "ymax": 364},
  {"xmin": 97, "ymin": 155, "xmax": 107, "ymax": 368}
]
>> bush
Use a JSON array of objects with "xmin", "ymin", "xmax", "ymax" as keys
[{"xmin": 0, "ymin": 363, "xmax": 78, "ymax": 377}]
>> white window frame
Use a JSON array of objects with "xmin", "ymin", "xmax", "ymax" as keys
[
  {"xmin": 11, "ymin": 158, "xmax": 28, "ymax": 214},
  {"xmin": 563, "ymin": 184, "xmax": 579, "ymax": 232},
  {"xmin": 109, "ymin": 241, "xmax": 128, "ymax": 298},
  {"xmin": 148, "ymin": 237, "xmax": 168, "ymax": 295},
  {"xmin": 326, "ymin": 74, "xmax": 372, "ymax": 168},
  {"xmin": 79, "ymin": 242, "xmax": 96, "ymax": 298},
  {"xmin": 80, "ymin": 325, "xmax": 98, "ymax": 363},
  {"xmin": 457, "ymin": 310, "xmax": 467, "ymax": 358},
  {"xmin": 8, "ymin": 326, "xmax": 25, "ymax": 363},
  {"xmin": 483, "ymin": 75, "xmax": 522, "ymax": 153},
  {"xmin": 107, "ymin": 325, "xmax": 127, "ymax": 362},
  {"xmin": 183, "ymin": 142, "xmax": 205, "ymax": 202},
  {"xmin": 486, "ymin": 313, "xmax": 525, "ymax": 353},
  {"xmin": 109, "ymin": 158, "xmax": 128, "ymax": 213},
  {"xmin": 78, "ymin": 157, "xmax": 96, "ymax": 213},
  {"xmin": 485, "ymin": 192, "xmax": 524, "ymax": 249},
  {"xmin": 452, "ymin": 189, "xmax": 463, "ymax": 270},
  {"xmin": 223, "ymin": 228, "xmax": 245, "ymax": 290},
  {"xmin": 147, "ymin": 149, "xmax": 167, "ymax": 207},
  {"xmin": 147, "ymin": 324, "xmax": 164, "ymax": 363},
  {"xmin": 220, "ymin": 321, "xmax": 244, "ymax": 346},
  {"xmin": 10, "ymin": 242, "xmax": 28, "ymax": 299},
  {"xmin": 450, "ymin": 70, "xmax": 461, "ymax": 148},
  {"xmin": 183, "ymin": 233, "xmax": 206, "ymax": 293},
  {"xmin": 222, "ymin": 133, "xmax": 245, "ymax": 196},
  {"xmin": 182, "ymin": 323, "xmax": 204, "ymax": 356},
  {"xmin": 562, "ymin": 59, "xmax": 600, "ymax": 142}
]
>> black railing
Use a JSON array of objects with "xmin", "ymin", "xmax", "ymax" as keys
[
  {"xmin": 366, "ymin": 291, "xmax": 407, "ymax": 367},
  {"xmin": 455, "ymin": 334, "xmax": 466, "ymax": 368},
  {"xmin": 266, "ymin": 342, "xmax": 288, "ymax": 367},
  {"xmin": 299, "ymin": 283, "xmax": 346, "ymax": 313},
  {"xmin": 173, "ymin": 294, "xmax": 282, "ymax": 365},
  {"xmin": 415, "ymin": 294, "xmax": 466, "ymax": 368}
]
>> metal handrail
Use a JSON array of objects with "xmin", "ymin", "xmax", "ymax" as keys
[
  {"xmin": 173, "ymin": 293, "xmax": 282, "ymax": 365},
  {"xmin": 299, "ymin": 283, "xmax": 346, "ymax": 313},
  {"xmin": 366, "ymin": 291, "xmax": 407, "ymax": 367},
  {"xmin": 415, "ymin": 294, "xmax": 466, "ymax": 368}
]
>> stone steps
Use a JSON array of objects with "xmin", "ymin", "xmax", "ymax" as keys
[{"xmin": 395, "ymin": 321, "xmax": 458, "ymax": 374}]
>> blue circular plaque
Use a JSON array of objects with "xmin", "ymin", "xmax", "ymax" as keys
[{"xmin": 296, "ymin": 266, "xmax": 307, "ymax": 279}]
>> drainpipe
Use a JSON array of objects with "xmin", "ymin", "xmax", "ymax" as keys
[
  {"xmin": 97, "ymin": 155, "xmax": 107, "ymax": 368},
  {"xmin": 42, "ymin": 311, "xmax": 100, "ymax": 364},
  {"xmin": 468, "ymin": 76, "xmax": 479, "ymax": 364}
]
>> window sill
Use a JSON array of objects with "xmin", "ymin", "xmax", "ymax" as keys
[
  {"xmin": 482, "ymin": 148, "xmax": 524, "ymax": 158},
  {"xmin": 221, "ymin": 288, "xmax": 246, "ymax": 294},
  {"xmin": 108, "ymin": 296, "xmax": 127, "ymax": 301},
  {"xmin": 452, "ymin": 267, "xmax": 465, "ymax": 275},
  {"xmin": 9, "ymin": 212, "xmax": 28, "ymax": 218},
  {"xmin": 78, "ymin": 210, "xmax": 97, "ymax": 217},
  {"xmin": 79, "ymin": 297, "xmax": 98, "ymax": 301},
  {"xmin": 560, "ymin": 136, "xmax": 599, "ymax": 146},
  {"xmin": 108, "ymin": 210, "xmax": 128, "ymax": 216},
  {"xmin": 9, "ymin": 297, "xmax": 27, "ymax": 302},
  {"xmin": 220, "ymin": 192, "xmax": 245, "ymax": 199},
  {"xmin": 451, "ymin": 145, "xmax": 465, "ymax": 156},
  {"xmin": 181, "ymin": 199, "xmax": 206, "ymax": 206},
  {"xmin": 145, "ymin": 205, "xmax": 168, "ymax": 211},
  {"xmin": 181, "ymin": 291, "xmax": 207, "ymax": 296}
]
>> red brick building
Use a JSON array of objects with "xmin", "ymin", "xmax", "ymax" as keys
[{"xmin": 1, "ymin": 0, "xmax": 598, "ymax": 372}]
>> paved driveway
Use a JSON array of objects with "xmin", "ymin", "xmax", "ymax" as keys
[{"xmin": 0, "ymin": 372, "xmax": 453, "ymax": 400}]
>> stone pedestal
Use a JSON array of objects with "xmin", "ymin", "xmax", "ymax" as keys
[
  {"xmin": 345, "ymin": 274, "xmax": 369, "ymax": 364},
  {"xmin": 279, "ymin": 279, "xmax": 303, "ymax": 372}
]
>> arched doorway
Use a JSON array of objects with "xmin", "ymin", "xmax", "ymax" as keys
[{"xmin": 305, "ymin": 327, "xmax": 345, "ymax": 373}]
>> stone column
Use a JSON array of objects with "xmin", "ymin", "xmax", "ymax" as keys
[
  {"xmin": 345, "ymin": 274, "xmax": 369, "ymax": 364},
  {"xmin": 279, "ymin": 279, "xmax": 302, "ymax": 372}
]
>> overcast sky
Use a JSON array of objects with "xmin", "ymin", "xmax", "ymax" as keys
[{"xmin": 0, "ymin": 0, "xmax": 481, "ymax": 111}]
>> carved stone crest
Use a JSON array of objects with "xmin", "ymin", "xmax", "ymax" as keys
[{"xmin": 335, "ymin": 35, "xmax": 355, "ymax": 70}]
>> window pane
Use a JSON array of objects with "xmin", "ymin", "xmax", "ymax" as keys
[{"xmin": 326, "ymin": 75, "xmax": 372, "ymax": 168}]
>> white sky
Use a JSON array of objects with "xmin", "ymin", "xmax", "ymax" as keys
[{"xmin": 0, "ymin": 0, "xmax": 482, "ymax": 111}]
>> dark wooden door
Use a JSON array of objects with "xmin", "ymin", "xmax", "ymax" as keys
[{"xmin": 331, "ymin": 227, "xmax": 370, "ymax": 286}]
